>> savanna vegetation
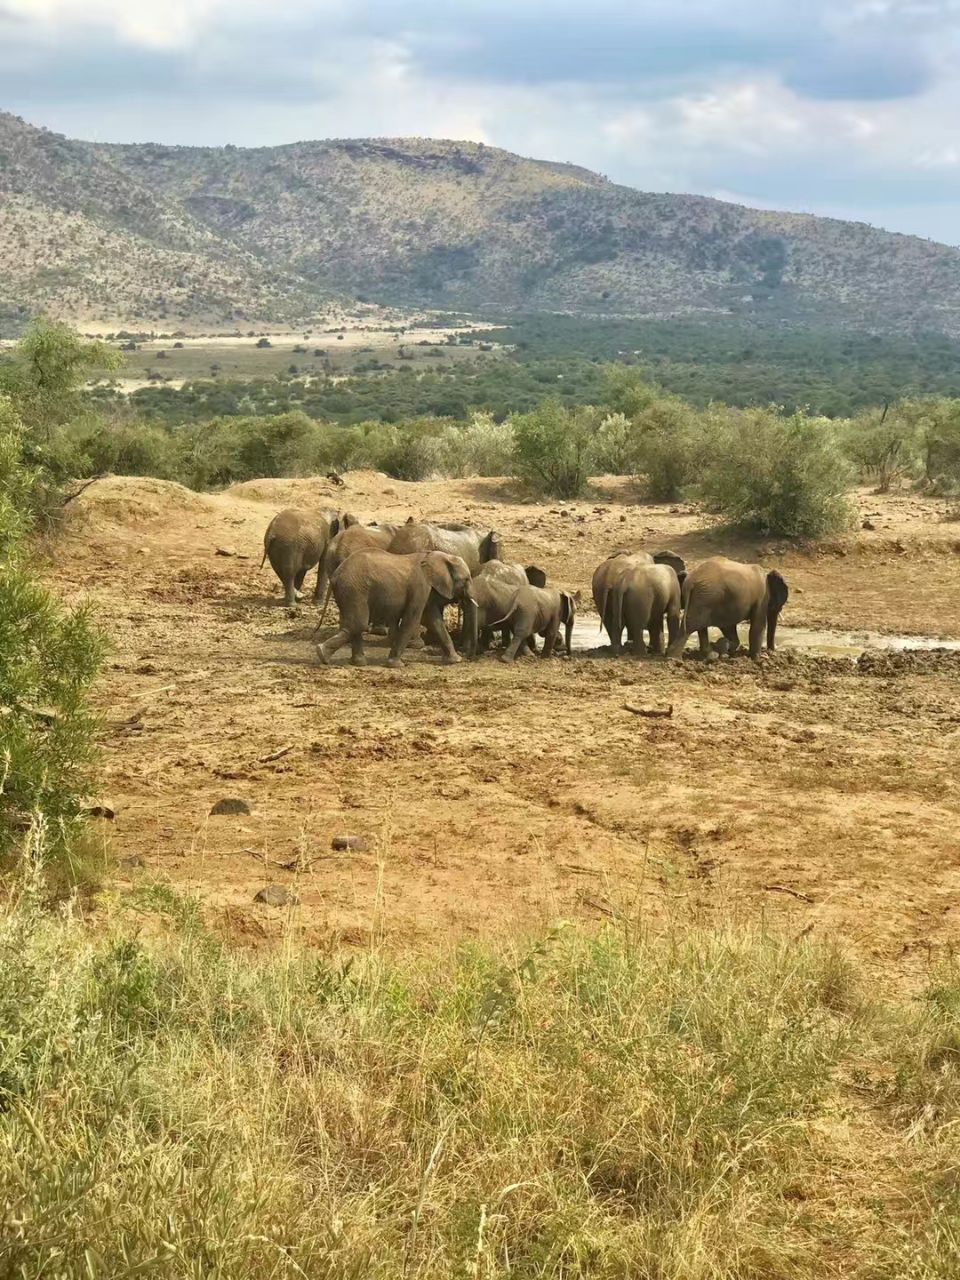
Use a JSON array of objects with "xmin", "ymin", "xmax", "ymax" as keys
[{"xmin": 4, "ymin": 321, "xmax": 960, "ymax": 1274}]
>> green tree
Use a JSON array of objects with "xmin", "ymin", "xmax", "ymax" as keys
[
  {"xmin": 0, "ymin": 319, "xmax": 120, "ymax": 444},
  {"xmin": 511, "ymin": 401, "xmax": 599, "ymax": 498}
]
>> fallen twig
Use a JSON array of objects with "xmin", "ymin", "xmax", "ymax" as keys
[
  {"xmin": 559, "ymin": 863, "xmax": 600, "ymax": 876},
  {"xmin": 60, "ymin": 475, "xmax": 104, "ymax": 507},
  {"xmin": 258, "ymin": 744, "xmax": 295, "ymax": 764},
  {"xmin": 763, "ymin": 884, "xmax": 814, "ymax": 903},
  {"xmin": 623, "ymin": 703, "xmax": 673, "ymax": 719},
  {"xmin": 577, "ymin": 892, "xmax": 617, "ymax": 918}
]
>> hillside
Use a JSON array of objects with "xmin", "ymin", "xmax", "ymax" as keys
[{"xmin": 3, "ymin": 111, "xmax": 960, "ymax": 333}]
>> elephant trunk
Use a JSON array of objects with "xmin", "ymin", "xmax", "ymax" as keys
[{"xmin": 766, "ymin": 607, "xmax": 780, "ymax": 652}]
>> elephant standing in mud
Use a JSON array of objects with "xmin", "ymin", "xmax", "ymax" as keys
[
  {"xmin": 388, "ymin": 520, "xmax": 504, "ymax": 575},
  {"xmin": 261, "ymin": 508, "xmax": 358, "ymax": 606},
  {"xmin": 492, "ymin": 585, "xmax": 580, "ymax": 662},
  {"xmin": 667, "ymin": 556, "xmax": 789, "ymax": 660},
  {"xmin": 592, "ymin": 549, "xmax": 686, "ymax": 654},
  {"xmin": 461, "ymin": 561, "xmax": 547, "ymax": 657},
  {"xmin": 317, "ymin": 550, "xmax": 474, "ymax": 669},
  {"xmin": 610, "ymin": 562, "xmax": 682, "ymax": 656}
]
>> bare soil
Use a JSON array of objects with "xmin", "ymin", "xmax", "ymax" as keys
[{"xmin": 50, "ymin": 474, "xmax": 960, "ymax": 983}]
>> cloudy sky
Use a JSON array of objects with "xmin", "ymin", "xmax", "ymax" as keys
[{"xmin": 3, "ymin": 0, "xmax": 960, "ymax": 243}]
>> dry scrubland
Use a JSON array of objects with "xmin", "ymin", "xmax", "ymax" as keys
[
  {"xmin": 5, "ymin": 467, "xmax": 960, "ymax": 1276},
  {"xmin": 52, "ymin": 470, "xmax": 960, "ymax": 967}
]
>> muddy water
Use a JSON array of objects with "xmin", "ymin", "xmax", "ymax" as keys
[{"xmin": 568, "ymin": 618, "xmax": 960, "ymax": 659}]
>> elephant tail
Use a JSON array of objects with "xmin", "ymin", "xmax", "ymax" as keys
[
  {"xmin": 312, "ymin": 581, "xmax": 335, "ymax": 636},
  {"xmin": 595, "ymin": 585, "xmax": 607, "ymax": 633},
  {"xmin": 486, "ymin": 594, "xmax": 520, "ymax": 630}
]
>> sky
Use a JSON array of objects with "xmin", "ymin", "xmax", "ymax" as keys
[{"xmin": 2, "ymin": 0, "xmax": 960, "ymax": 244}]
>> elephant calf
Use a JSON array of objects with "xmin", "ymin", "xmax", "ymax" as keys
[
  {"xmin": 462, "ymin": 561, "xmax": 548, "ymax": 657},
  {"xmin": 667, "ymin": 556, "xmax": 789, "ymax": 660},
  {"xmin": 493, "ymin": 585, "xmax": 579, "ymax": 662},
  {"xmin": 317, "ymin": 550, "xmax": 474, "ymax": 669},
  {"xmin": 611, "ymin": 562, "xmax": 682, "ymax": 656},
  {"xmin": 262, "ymin": 508, "xmax": 355, "ymax": 606}
]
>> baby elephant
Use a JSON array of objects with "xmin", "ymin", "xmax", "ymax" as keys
[
  {"xmin": 611, "ymin": 562, "xmax": 682, "ymax": 656},
  {"xmin": 317, "ymin": 550, "xmax": 474, "ymax": 669},
  {"xmin": 494, "ymin": 586, "xmax": 579, "ymax": 662},
  {"xmin": 462, "ymin": 561, "xmax": 547, "ymax": 657}
]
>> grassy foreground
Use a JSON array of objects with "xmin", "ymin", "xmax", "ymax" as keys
[{"xmin": 1, "ymin": 888, "xmax": 960, "ymax": 1278}]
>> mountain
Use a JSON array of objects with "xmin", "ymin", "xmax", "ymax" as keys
[{"xmin": 3, "ymin": 110, "xmax": 960, "ymax": 335}]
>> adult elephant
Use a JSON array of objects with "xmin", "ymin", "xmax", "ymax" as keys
[
  {"xmin": 261, "ymin": 508, "xmax": 358, "ymax": 606},
  {"xmin": 611, "ymin": 562, "xmax": 682, "ymax": 656},
  {"xmin": 461, "ymin": 561, "xmax": 546, "ymax": 657},
  {"xmin": 592, "ymin": 548, "xmax": 686, "ymax": 655},
  {"xmin": 388, "ymin": 520, "xmax": 504, "ymax": 575},
  {"xmin": 317, "ymin": 551, "xmax": 474, "ymax": 669},
  {"xmin": 667, "ymin": 556, "xmax": 789, "ymax": 659}
]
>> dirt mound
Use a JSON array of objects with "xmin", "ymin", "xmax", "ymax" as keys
[
  {"xmin": 856, "ymin": 649, "xmax": 960, "ymax": 677},
  {"xmin": 226, "ymin": 471, "xmax": 398, "ymax": 505},
  {"xmin": 64, "ymin": 475, "xmax": 217, "ymax": 528}
]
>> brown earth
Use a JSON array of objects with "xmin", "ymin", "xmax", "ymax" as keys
[{"xmin": 48, "ymin": 473, "xmax": 960, "ymax": 984}]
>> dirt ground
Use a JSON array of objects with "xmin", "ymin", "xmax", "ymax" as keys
[{"xmin": 48, "ymin": 472, "xmax": 960, "ymax": 984}]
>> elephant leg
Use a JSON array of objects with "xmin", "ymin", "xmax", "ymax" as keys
[
  {"xmin": 722, "ymin": 625, "xmax": 742, "ymax": 657},
  {"xmin": 424, "ymin": 599, "xmax": 461, "ymax": 665},
  {"xmin": 313, "ymin": 563, "xmax": 328, "ymax": 604},
  {"xmin": 666, "ymin": 610, "xmax": 681, "ymax": 651},
  {"xmin": 526, "ymin": 635, "xmax": 538, "ymax": 654},
  {"xmin": 748, "ymin": 612, "xmax": 765, "ymax": 659},
  {"xmin": 500, "ymin": 628, "xmax": 526, "ymax": 662},
  {"xmin": 282, "ymin": 574, "xmax": 298, "ymax": 607},
  {"xmin": 317, "ymin": 627, "xmax": 352, "ymax": 664},
  {"xmin": 540, "ymin": 620, "xmax": 559, "ymax": 659},
  {"xmin": 648, "ymin": 613, "xmax": 664, "ymax": 655},
  {"xmin": 606, "ymin": 606, "xmax": 622, "ymax": 657},
  {"xmin": 388, "ymin": 604, "xmax": 424, "ymax": 668},
  {"xmin": 697, "ymin": 628, "xmax": 712, "ymax": 657},
  {"xmin": 349, "ymin": 634, "xmax": 367, "ymax": 667},
  {"xmin": 293, "ymin": 568, "xmax": 308, "ymax": 601}
]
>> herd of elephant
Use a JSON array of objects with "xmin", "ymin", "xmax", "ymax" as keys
[{"xmin": 261, "ymin": 506, "xmax": 790, "ymax": 669}]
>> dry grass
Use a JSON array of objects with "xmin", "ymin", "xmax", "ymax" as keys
[{"xmin": 2, "ymin": 878, "xmax": 960, "ymax": 1278}]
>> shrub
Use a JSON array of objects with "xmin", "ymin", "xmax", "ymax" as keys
[
  {"xmin": 901, "ymin": 397, "xmax": 960, "ymax": 495},
  {"xmin": 700, "ymin": 407, "xmax": 854, "ymax": 537},
  {"xmin": 844, "ymin": 409, "xmax": 920, "ymax": 492},
  {"xmin": 511, "ymin": 400, "xmax": 599, "ymax": 498},
  {"xmin": 0, "ymin": 401, "xmax": 104, "ymax": 869},
  {"xmin": 432, "ymin": 412, "xmax": 515, "ymax": 477},
  {"xmin": 632, "ymin": 397, "xmax": 707, "ymax": 500}
]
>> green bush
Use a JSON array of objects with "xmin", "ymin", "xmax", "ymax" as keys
[
  {"xmin": 700, "ymin": 407, "xmax": 854, "ymax": 537},
  {"xmin": 0, "ymin": 401, "xmax": 104, "ymax": 870},
  {"xmin": 632, "ymin": 396, "xmax": 708, "ymax": 501},
  {"xmin": 511, "ymin": 400, "xmax": 599, "ymax": 498},
  {"xmin": 900, "ymin": 397, "xmax": 960, "ymax": 495},
  {"xmin": 844, "ymin": 409, "xmax": 920, "ymax": 492},
  {"xmin": 432, "ymin": 412, "xmax": 515, "ymax": 477}
]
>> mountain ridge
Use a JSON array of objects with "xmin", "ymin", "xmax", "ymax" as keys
[{"xmin": 2, "ymin": 110, "xmax": 959, "ymax": 334}]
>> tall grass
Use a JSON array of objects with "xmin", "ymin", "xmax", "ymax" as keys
[{"xmin": 1, "ymin": 890, "xmax": 959, "ymax": 1277}]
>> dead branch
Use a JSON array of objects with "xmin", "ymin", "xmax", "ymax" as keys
[{"xmin": 623, "ymin": 703, "xmax": 673, "ymax": 719}]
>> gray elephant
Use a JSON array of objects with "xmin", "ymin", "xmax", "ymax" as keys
[
  {"xmin": 317, "ymin": 550, "xmax": 474, "ymax": 669},
  {"xmin": 461, "ymin": 561, "xmax": 545, "ymax": 657},
  {"xmin": 492, "ymin": 586, "xmax": 579, "ymax": 662},
  {"xmin": 610, "ymin": 563, "xmax": 682, "ymax": 656},
  {"xmin": 667, "ymin": 556, "xmax": 789, "ymax": 659},
  {"xmin": 592, "ymin": 549, "xmax": 686, "ymax": 654},
  {"xmin": 388, "ymin": 520, "xmax": 503, "ymax": 574},
  {"xmin": 261, "ymin": 508, "xmax": 357, "ymax": 606}
]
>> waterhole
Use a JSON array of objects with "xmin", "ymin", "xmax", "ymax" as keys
[{"xmin": 567, "ymin": 618, "xmax": 960, "ymax": 659}]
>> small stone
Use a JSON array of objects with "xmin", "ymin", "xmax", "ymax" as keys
[
  {"xmin": 670, "ymin": 506, "xmax": 681, "ymax": 514},
  {"xmin": 210, "ymin": 797, "xmax": 251, "ymax": 816},
  {"xmin": 254, "ymin": 885, "xmax": 298, "ymax": 906},
  {"xmin": 861, "ymin": 519, "xmax": 875, "ymax": 531},
  {"xmin": 331, "ymin": 835, "xmax": 369, "ymax": 852},
  {"xmin": 215, "ymin": 546, "xmax": 238, "ymax": 557},
  {"xmin": 619, "ymin": 514, "xmax": 627, "ymax": 523},
  {"xmin": 84, "ymin": 802, "xmax": 116, "ymax": 820},
  {"xmin": 119, "ymin": 855, "xmax": 145, "ymax": 870}
]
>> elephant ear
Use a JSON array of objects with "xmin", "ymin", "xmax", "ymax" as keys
[
  {"xmin": 653, "ymin": 550, "xmax": 686, "ymax": 576},
  {"xmin": 767, "ymin": 570, "xmax": 789, "ymax": 611},
  {"xmin": 328, "ymin": 515, "xmax": 341, "ymax": 538},
  {"xmin": 480, "ymin": 530, "xmax": 503, "ymax": 561},
  {"xmin": 525, "ymin": 564, "xmax": 547, "ymax": 588},
  {"xmin": 676, "ymin": 570, "xmax": 687, "ymax": 593},
  {"xmin": 420, "ymin": 553, "xmax": 457, "ymax": 600},
  {"xmin": 342, "ymin": 512, "xmax": 360, "ymax": 529}
]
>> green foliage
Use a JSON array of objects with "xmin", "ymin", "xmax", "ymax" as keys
[
  {"xmin": 898, "ymin": 397, "xmax": 960, "ymax": 494},
  {"xmin": 700, "ymin": 407, "xmax": 855, "ymax": 537},
  {"xmin": 0, "ymin": 318, "xmax": 120, "ymax": 441},
  {"xmin": 0, "ymin": 400, "xmax": 104, "ymax": 868},
  {"xmin": 511, "ymin": 400, "xmax": 600, "ymax": 498},
  {"xmin": 844, "ymin": 409, "xmax": 921, "ymax": 492}
]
